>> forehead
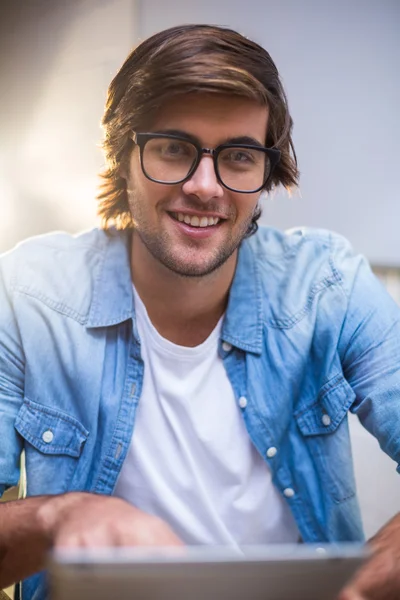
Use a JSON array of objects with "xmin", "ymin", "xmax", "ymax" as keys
[{"xmin": 149, "ymin": 93, "xmax": 269, "ymax": 145}]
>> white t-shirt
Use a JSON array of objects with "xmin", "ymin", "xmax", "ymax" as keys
[{"xmin": 113, "ymin": 286, "xmax": 299, "ymax": 546}]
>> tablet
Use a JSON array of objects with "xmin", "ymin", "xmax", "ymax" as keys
[{"xmin": 49, "ymin": 544, "xmax": 367, "ymax": 600}]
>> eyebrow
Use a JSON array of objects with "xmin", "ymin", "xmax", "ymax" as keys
[{"xmin": 151, "ymin": 129, "xmax": 265, "ymax": 148}]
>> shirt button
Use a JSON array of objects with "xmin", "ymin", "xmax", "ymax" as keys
[
  {"xmin": 283, "ymin": 487, "xmax": 295, "ymax": 498},
  {"xmin": 238, "ymin": 396, "xmax": 247, "ymax": 409},
  {"xmin": 222, "ymin": 342, "xmax": 232, "ymax": 352},
  {"xmin": 322, "ymin": 414, "xmax": 331, "ymax": 426},
  {"xmin": 266, "ymin": 446, "xmax": 277, "ymax": 458},
  {"xmin": 42, "ymin": 430, "xmax": 54, "ymax": 443}
]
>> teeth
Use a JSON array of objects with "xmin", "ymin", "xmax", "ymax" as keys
[{"xmin": 175, "ymin": 213, "xmax": 220, "ymax": 228}]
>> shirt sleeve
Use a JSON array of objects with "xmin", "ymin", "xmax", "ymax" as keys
[
  {"xmin": 334, "ymin": 234, "xmax": 400, "ymax": 473},
  {"xmin": 0, "ymin": 258, "xmax": 24, "ymax": 496}
]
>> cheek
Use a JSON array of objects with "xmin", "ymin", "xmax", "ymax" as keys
[
  {"xmin": 126, "ymin": 159, "xmax": 155, "ymax": 202},
  {"xmin": 137, "ymin": 178, "xmax": 158, "ymax": 200},
  {"xmin": 233, "ymin": 192, "xmax": 261, "ymax": 220},
  {"xmin": 127, "ymin": 174, "xmax": 181, "ymax": 218}
]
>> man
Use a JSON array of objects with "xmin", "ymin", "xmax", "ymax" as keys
[{"xmin": 0, "ymin": 24, "xmax": 399, "ymax": 600}]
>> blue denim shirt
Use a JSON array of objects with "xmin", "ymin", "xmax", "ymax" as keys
[{"xmin": 1, "ymin": 226, "xmax": 400, "ymax": 600}]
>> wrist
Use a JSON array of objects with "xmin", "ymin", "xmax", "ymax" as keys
[{"xmin": 36, "ymin": 492, "xmax": 90, "ymax": 543}]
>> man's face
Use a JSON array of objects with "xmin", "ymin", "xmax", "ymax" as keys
[{"xmin": 125, "ymin": 94, "xmax": 269, "ymax": 277}]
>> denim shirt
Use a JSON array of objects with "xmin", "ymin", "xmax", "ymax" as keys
[{"xmin": 1, "ymin": 226, "xmax": 400, "ymax": 600}]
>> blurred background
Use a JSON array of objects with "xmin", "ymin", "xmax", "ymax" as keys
[{"xmin": 0, "ymin": 0, "xmax": 399, "ymax": 538}]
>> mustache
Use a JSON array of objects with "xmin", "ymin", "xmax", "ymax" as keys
[
  {"xmin": 127, "ymin": 187, "xmax": 234, "ymax": 218},
  {"xmin": 167, "ymin": 197, "xmax": 235, "ymax": 219}
]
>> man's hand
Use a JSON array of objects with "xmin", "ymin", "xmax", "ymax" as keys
[
  {"xmin": 38, "ymin": 492, "xmax": 183, "ymax": 548},
  {"xmin": 0, "ymin": 492, "xmax": 182, "ymax": 588},
  {"xmin": 338, "ymin": 512, "xmax": 400, "ymax": 600}
]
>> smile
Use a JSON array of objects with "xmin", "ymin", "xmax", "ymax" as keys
[{"xmin": 171, "ymin": 212, "xmax": 221, "ymax": 228}]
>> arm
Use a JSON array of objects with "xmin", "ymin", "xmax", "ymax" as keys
[
  {"xmin": 338, "ymin": 512, "xmax": 400, "ymax": 600},
  {"xmin": 335, "ymin": 238, "xmax": 400, "ymax": 467},
  {"xmin": 332, "ymin": 236, "xmax": 400, "ymax": 598},
  {"xmin": 0, "ymin": 492, "xmax": 183, "ymax": 589},
  {"xmin": 0, "ymin": 496, "xmax": 51, "ymax": 589},
  {"xmin": 0, "ymin": 257, "xmax": 182, "ymax": 589},
  {"xmin": 0, "ymin": 259, "xmax": 25, "ymax": 501}
]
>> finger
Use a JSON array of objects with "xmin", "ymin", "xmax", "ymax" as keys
[
  {"xmin": 116, "ymin": 518, "xmax": 184, "ymax": 547},
  {"xmin": 338, "ymin": 549, "xmax": 400, "ymax": 600},
  {"xmin": 54, "ymin": 532, "xmax": 84, "ymax": 548},
  {"xmin": 337, "ymin": 586, "xmax": 367, "ymax": 600}
]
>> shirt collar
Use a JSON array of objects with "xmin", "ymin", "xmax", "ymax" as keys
[
  {"xmin": 86, "ymin": 230, "xmax": 134, "ymax": 328},
  {"xmin": 222, "ymin": 239, "xmax": 263, "ymax": 355},
  {"xmin": 86, "ymin": 230, "xmax": 263, "ymax": 355}
]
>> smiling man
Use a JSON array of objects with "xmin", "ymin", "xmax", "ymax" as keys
[
  {"xmin": 125, "ymin": 94, "xmax": 274, "ymax": 348},
  {"xmin": 0, "ymin": 24, "xmax": 400, "ymax": 600}
]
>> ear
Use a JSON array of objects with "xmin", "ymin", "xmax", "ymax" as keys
[
  {"xmin": 119, "ymin": 146, "xmax": 136, "ymax": 180},
  {"xmin": 119, "ymin": 159, "xmax": 130, "ymax": 180}
]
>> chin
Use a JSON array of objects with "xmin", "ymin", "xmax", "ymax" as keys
[
  {"xmin": 161, "ymin": 254, "xmax": 221, "ymax": 278},
  {"xmin": 166, "ymin": 263, "xmax": 215, "ymax": 278}
]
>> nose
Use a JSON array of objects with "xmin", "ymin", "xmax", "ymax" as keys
[{"xmin": 182, "ymin": 155, "xmax": 224, "ymax": 201}]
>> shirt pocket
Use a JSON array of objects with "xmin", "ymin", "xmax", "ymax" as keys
[
  {"xmin": 294, "ymin": 376, "xmax": 357, "ymax": 503},
  {"xmin": 14, "ymin": 398, "xmax": 89, "ymax": 495}
]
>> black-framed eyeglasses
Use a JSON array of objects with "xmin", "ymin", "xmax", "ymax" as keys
[{"xmin": 131, "ymin": 132, "xmax": 281, "ymax": 194}]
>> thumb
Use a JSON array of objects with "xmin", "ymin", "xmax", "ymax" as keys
[{"xmin": 336, "ymin": 588, "xmax": 366, "ymax": 600}]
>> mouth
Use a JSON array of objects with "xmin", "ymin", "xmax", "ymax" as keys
[
  {"xmin": 167, "ymin": 211, "xmax": 225, "ymax": 239},
  {"xmin": 169, "ymin": 211, "xmax": 223, "ymax": 228}
]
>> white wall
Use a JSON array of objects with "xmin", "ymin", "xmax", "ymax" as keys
[
  {"xmin": 0, "ymin": 0, "xmax": 138, "ymax": 251},
  {"xmin": 137, "ymin": 0, "xmax": 400, "ymax": 266}
]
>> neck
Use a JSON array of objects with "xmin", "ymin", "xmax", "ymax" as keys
[{"xmin": 130, "ymin": 233, "xmax": 237, "ymax": 347}]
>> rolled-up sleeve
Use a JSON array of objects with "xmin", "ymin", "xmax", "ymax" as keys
[
  {"xmin": 0, "ymin": 259, "xmax": 24, "ymax": 496},
  {"xmin": 334, "ymin": 235, "xmax": 400, "ymax": 472}
]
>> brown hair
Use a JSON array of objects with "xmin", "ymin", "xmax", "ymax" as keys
[{"xmin": 97, "ymin": 24, "xmax": 299, "ymax": 235}]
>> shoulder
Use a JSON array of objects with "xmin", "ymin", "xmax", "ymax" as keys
[
  {"xmin": 1, "ymin": 228, "xmax": 107, "ymax": 282},
  {"xmin": 244, "ymin": 226, "xmax": 365, "ymax": 327},
  {"xmin": 248, "ymin": 225, "xmax": 362, "ymax": 283},
  {"xmin": 249, "ymin": 225, "xmax": 354, "ymax": 260},
  {"xmin": 0, "ymin": 228, "xmax": 118, "ymax": 323}
]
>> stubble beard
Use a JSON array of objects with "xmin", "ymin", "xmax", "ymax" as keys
[{"xmin": 130, "ymin": 200, "xmax": 255, "ymax": 278}]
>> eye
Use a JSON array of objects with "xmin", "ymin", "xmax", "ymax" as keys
[
  {"xmin": 219, "ymin": 147, "xmax": 260, "ymax": 167},
  {"xmin": 230, "ymin": 151, "xmax": 254, "ymax": 163},
  {"xmin": 159, "ymin": 140, "xmax": 194, "ymax": 159},
  {"xmin": 164, "ymin": 142, "xmax": 185, "ymax": 155}
]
